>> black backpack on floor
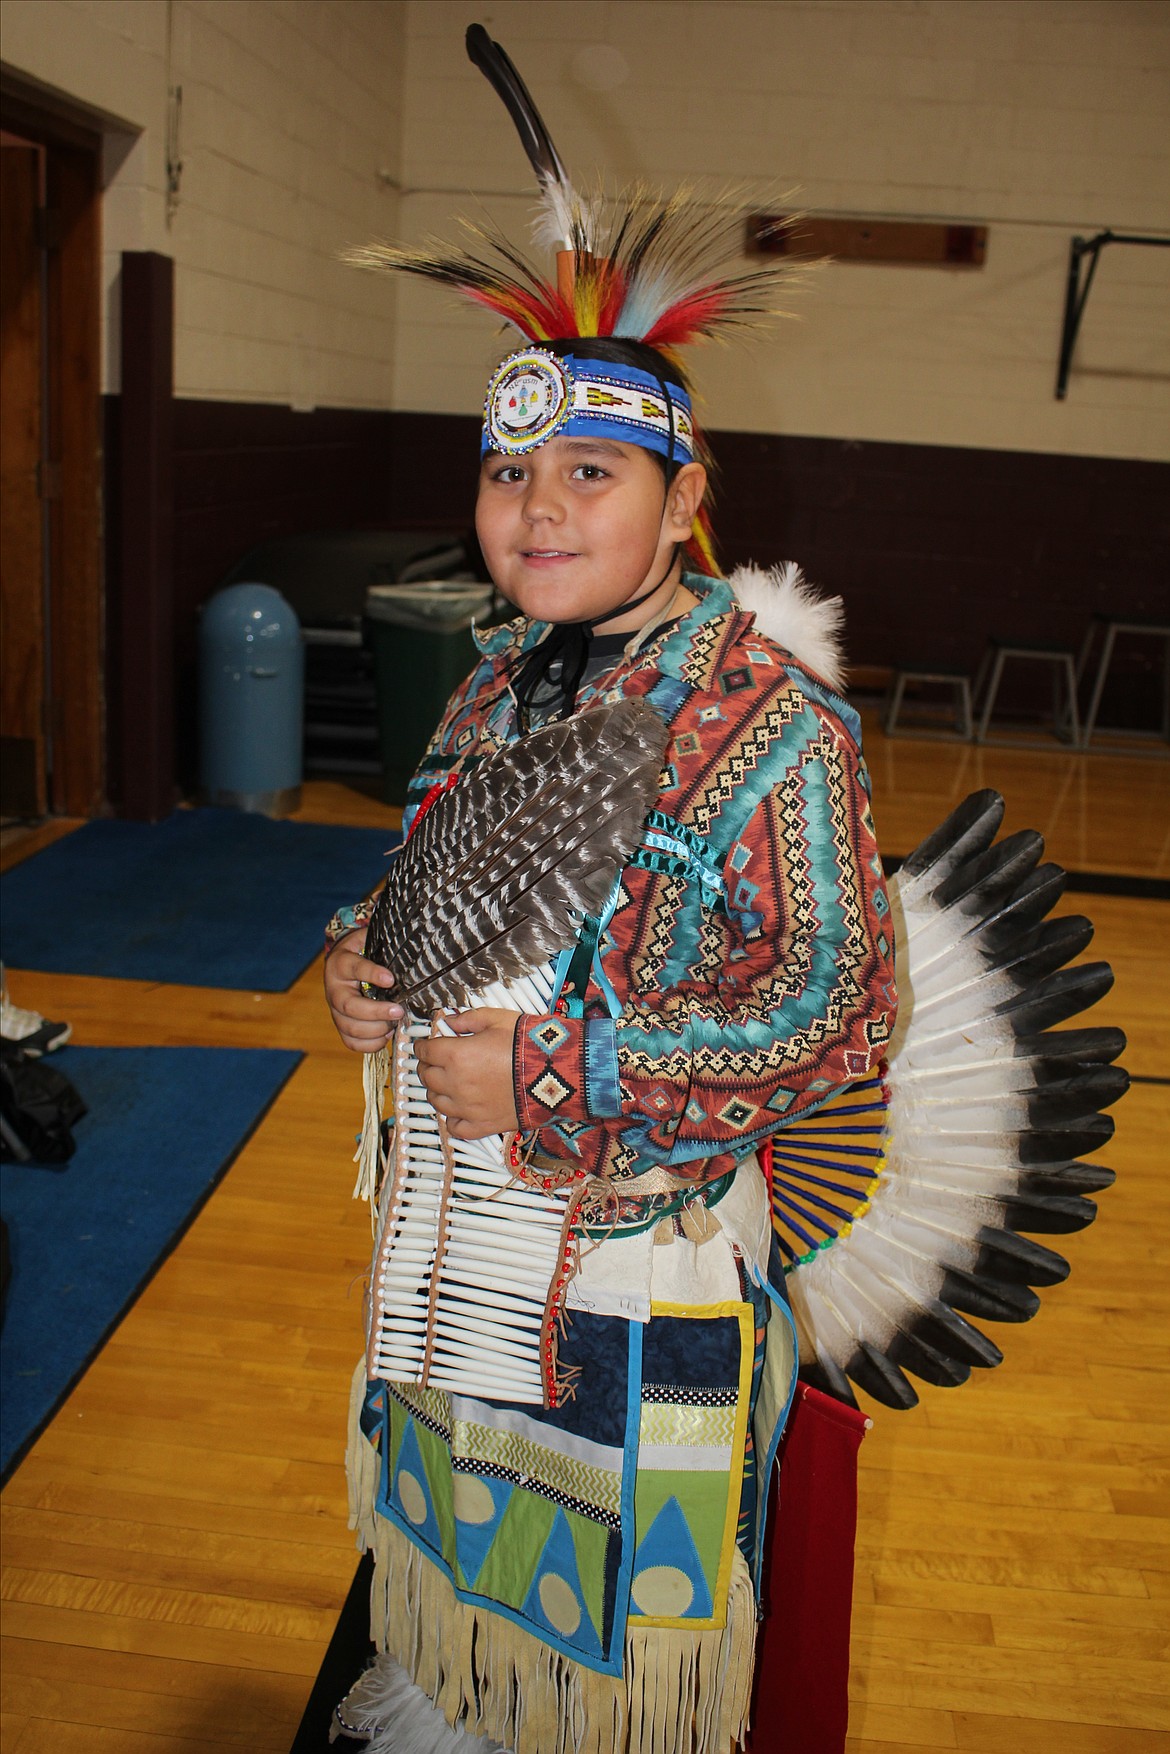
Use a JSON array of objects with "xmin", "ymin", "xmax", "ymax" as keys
[{"xmin": 0, "ymin": 1041, "xmax": 87, "ymax": 1166}]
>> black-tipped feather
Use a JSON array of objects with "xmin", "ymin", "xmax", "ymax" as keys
[
  {"xmin": 1012, "ymin": 1115, "xmax": 1114, "ymax": 1163},
  {"xmin": 940, "ymin": 1267, "xmax": 1040, "ymax": 1323},
  {"xmin": 1014, "ymin": 1026, "xmax": 1127, "ymax": 1066},
  {"xmin": 995, "ymin": 962, "xmax": 1115, "ymax": 1032},
  {"xmin": 850, "ymin": 1342, "xmax": 921, "ymax": 1407},
  {"xmin": 905, "ymin": 1296, "xmax": 1004, "ymax": 1369},
  {"xmin": 999, "ymin": 1191, "xmax": 1099, "ymax": 1234},
  {"xmin": 1026, "ymin": 1160, "xmax": 1117, "ymax": 1195},
  {"xmin": 932, "ymin": 828, "xmax": 1045, "ymax": 912},
  {"xmin": 802, "ymin": 1352, "xmax": 860, "ymax": 1408},
  {"xmin": 910, "ymin": 918, "xmax": 1098, "ymax": 1025},
  {"xmin": 896, "ymin": 789, "xmax": 1004, "ymax": 887},
  {"xmin": 465, "ymin": 24, "xmax": 569, "ymax": 193},
  {"xmin": 973, "ymin": 1227, "xmax": 1071, "ymax": 1286},
  {"xmin": 972, "ymin": 865, "xmax": 1068, "ymax": 954},
  {"xmin": 882, "ymin": 1329, "xmax": 976, "ymax": 1388},
  {"xmin": 1026, "ymin": 1065, "xmax": 1129, "ymax": 1111}
]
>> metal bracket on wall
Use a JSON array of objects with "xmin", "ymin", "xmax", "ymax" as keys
[{"xmin": 1056, "ymin": 229, "xmax": 1170, "ymax": 400}]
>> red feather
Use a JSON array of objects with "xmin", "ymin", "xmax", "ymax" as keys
[{"xmin": 643, "ymin": 284, "xmax": 736, "ymax": 348}]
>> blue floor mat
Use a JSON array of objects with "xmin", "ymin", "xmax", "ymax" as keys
[
  {"xmin": 0, "ymin": 1044, "xmax": 301, "ymax": 1480},
  {"xmin": 0, "ymin": 809, "xmax": 399, "ymax": 992}
]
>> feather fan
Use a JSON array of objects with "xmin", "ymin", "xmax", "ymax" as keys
[
  {"xmin": 776, "ymin": 788, "xmax": 1125, "ymax": 1410},
  {"xmin": 363, "ymin": 697, "xmax": 668, "ymax": 1014},
  {"xmin": 333, "ymin": 1647, "xmax": 505, "ymax": 1752}
]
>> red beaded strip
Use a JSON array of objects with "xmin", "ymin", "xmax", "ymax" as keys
[
  {"xmin": 405, "ymin": 771, "xmax": 459, "ymax": 843},
  {"xmin": 506, "ymin": 1129, "xmax": 590, "ymax": 1194},
  {"xmin": 539, "ymin": 1179, "xmax": 590, "ymax": 1411}
]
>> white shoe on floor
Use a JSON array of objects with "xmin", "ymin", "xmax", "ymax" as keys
[{"xmin": 0, "ymin": 986, "xmax": 72, "ymax": 1057}]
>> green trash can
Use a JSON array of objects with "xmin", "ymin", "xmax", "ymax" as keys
[{"xmin": 366, "ymin": 581, "xmax": 494, "ymax": 804}]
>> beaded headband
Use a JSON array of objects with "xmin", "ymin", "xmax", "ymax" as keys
[{"xmin": 481, "ymin": 350, "xmax": 694, "ymax": 462}]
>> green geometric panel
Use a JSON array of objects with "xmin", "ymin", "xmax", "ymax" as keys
[
  {"xmin": 565, "ymin": 1505, "xmax": 611, "ymax": 1646},
  {"xmin": 413, "ymin": 1414, "xmax": 456, "ymax": 1568},
  {"xmin": 449, "ymin": 1416, "xmax": 622, "ymax": 1520},
  {"xmin": 390, "ymin": 1417, "xmax": 445, "ymax": 1557},
  {"xmin": 521, "ymin": 1508, "xmax": 604, "ymax": 1657},
  {"xmin": 452, "ymin": 1473, "xmax": 513, "ymax": 1592},
  {"xmin": 639, "ymin": 1400, "xmax": 736, "ymax": 1448},
  {"xmin": 468, "ymin": 1484, "xmax": 557, "ymax": 1611},
  {"xmin": 387, "ymin": 1397, "xmax": 409, "ymax": 1475}
]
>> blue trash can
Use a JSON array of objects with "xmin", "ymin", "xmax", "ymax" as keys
[{"xmin": 199, "ymin": 583, "xmax": 303, "ymax": 816}]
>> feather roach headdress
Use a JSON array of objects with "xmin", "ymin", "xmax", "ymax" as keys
[
  {"xmin": 347, "ymin": 182, "xmax": 796, "ymax": 359},
  {"xmin": 345, "ymin": 23, "xmax": 802, "ymax": 573}
]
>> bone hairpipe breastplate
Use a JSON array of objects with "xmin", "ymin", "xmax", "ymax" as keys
[{"xmin": 366, "ymin": 961, "xmax": 580, "ymax": 1407}]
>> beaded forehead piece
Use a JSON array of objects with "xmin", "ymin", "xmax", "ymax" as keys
[
  {"xmin": 482, "ymin": 348, "xmax": 694, "ymax": 462},
  {"xmin": 346, "ymin": 24, "xmax": 800, "ymax": 570}
]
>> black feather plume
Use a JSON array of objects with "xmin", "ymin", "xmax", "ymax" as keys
[{"xmin": 465, "ymin": 22, "xmax": 580, "ymax": 249}]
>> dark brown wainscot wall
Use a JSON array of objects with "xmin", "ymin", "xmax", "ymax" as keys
[{"xmin": 103, "ymin": 398, "xmax": 1170, "ymax": 799}]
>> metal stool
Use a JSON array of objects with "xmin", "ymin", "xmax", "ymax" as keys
[
  {"xmin": 883, "ymin": 667, "xmax": 974, "ymax": 740},
  {"xmin": 1078, "ymin": 615, "xmax": 1170, "ymax": 752},
  {"xmin": 975, "ymin": 638, "xmax": 1080, "ymax": 746}
]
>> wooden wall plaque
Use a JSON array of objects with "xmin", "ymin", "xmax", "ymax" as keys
[{"xmin": 749, "ymin": 214, "xmax": 987, "ymax": 267}]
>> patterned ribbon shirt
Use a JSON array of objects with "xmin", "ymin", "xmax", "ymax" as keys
[{"xmin": 328, "ymin": 575, "xmax": 897, "ymax": 1223}]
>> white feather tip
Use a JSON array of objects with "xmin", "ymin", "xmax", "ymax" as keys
[{"xmin": 530, "ymin": 182, "xmax": 598, "ymax": 255}]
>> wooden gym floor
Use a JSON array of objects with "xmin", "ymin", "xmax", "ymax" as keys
[{"xmin": 1, "ymin": 721, "xmax": 1167, "ymax": 1754}]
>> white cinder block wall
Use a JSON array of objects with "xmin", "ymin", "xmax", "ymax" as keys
[
  {"xmin": 1, "ymin": 0, "xmax": 407, "ymax": 407},
  {"xmin": 394, "ymin": 0, "xmax": 1170, "ymax": 462}
]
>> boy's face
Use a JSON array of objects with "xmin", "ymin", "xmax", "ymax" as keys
[{"xmin": 476, "ymin": 436, "xmax": 703, "ymax": 629}]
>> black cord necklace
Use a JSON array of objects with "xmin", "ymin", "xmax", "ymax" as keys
[{"xmin": 512, "ymin": 555, "xmax": 679, "ymax": 726}]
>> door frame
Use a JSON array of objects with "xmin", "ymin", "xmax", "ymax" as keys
[{"xmin": 0, "ymin": 72, "xmax": 104, "ymax": 817}]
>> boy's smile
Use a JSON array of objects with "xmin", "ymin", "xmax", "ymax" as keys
[{"xmin": 476, "ymin": 436, "xmax": 706, "ymax": 632}]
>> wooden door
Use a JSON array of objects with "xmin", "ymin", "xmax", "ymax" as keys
[
  {"xmin": 0, "ymin": 141, "xmax": 46, "ymax": 818},
  {"xmin": 0, "ymin": 78, "xmax": 104, "ymax": 820}
]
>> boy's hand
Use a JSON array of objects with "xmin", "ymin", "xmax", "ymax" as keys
[
  {"xmin": 414, "ymin": 1009, "xmax": 521, "ymax": 1140},
  {"xmin": 324, "ymin": 927, "xmax": 403, "ymax": 1052}
]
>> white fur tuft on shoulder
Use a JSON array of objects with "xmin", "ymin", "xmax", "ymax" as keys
[{"xmin": 727, "ymin": 562, "xmax": 847, "ymax": 691}]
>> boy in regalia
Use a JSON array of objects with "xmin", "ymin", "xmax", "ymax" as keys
[
  {"xmin": 323, "ymin": 192, "xmax": 895, "ymax": 1752},
  {"xmin": 321, "ymin": 28, "xmax": 1123, "ymax": 1751}
]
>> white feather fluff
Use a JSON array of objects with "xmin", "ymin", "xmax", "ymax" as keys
[
  {"xmin": 726, "ymin": 562, "xmax": 847, "ymax": 692},
  {"xmin": 332, "ymin": 1651, "xmax": 510, "ymax": 1752},
  {"xmin": 530, "ymin": 185, "xmax": 601, "ymax": 255}
]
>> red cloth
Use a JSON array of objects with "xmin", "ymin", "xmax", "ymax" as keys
[{"xmin": 746, "ymin": 1382, "xmax": 870, "ymax": 1754}]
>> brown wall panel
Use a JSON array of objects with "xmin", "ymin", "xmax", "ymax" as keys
[
  {"xmin": 108, "ymin": 396, "xmax": 1169, "ymax": 794},
  {"xmin": 710, "ymin": 432, "xmax": 1168, "ymax": 665}
]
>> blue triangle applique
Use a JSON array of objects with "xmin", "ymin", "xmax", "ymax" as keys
[
  {"xmin": 451, "ymin": 1471, "xmax": 513, "ymax": 1591},
  {"xmin": 631, "ymin": 1495, "xmax": 714, "ymax": 1620},
  {"xmin": 519, "ymin": 1507, "xmax": 603, "ymax": 1658},
  {"xmin": 390, "ymin": 1416, "xmax": 444, "ymax": 1556}
]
